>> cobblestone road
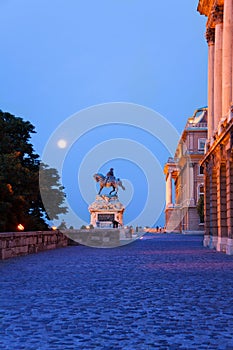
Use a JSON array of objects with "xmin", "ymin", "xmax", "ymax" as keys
[{"xmin": 1, "ymin": 234, "xmax": 233, "ymax": 350}]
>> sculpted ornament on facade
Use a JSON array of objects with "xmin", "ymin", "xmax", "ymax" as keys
[
  {"xmin": 205, "ymin": 27, "xmax": 215, "ymax": 44},
  {"xmin": 219, "ymin": 143, "xmax": 226, "ymax": 160},
  {"xmin": 212, "ymin": 5, "xmax": 224, "ymax": 25}
]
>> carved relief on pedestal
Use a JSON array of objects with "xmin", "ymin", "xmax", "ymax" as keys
[
  {"xmin": 89, "ymin": 195, "xmax": 125, "ymax": 228},
  {"xmin": 89, "ymin": 195, "xmax": 124, "ymax": 212}
]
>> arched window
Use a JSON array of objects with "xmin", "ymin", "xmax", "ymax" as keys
[{"xmin": 198, "ymin": 184, "xmax": 204, "ymax": 199}]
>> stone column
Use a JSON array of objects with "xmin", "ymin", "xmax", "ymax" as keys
[
  {"xmin": 222, "ymin": 0, "xmax": 233, "ymax": 117},
  {"xmin": 166, "ymin": 171, "xmax": 172, "ymax": 206},
  {"xmin": 206, "ymin": 27, "xmax": 215, "ymax": 141},
  {"xmin": 213, "ymin": 6, "xmax": 224, "ymax": 131},
  {"xmin": 189, "ymin": 163, "xmax": 195, "ymax": 206}
]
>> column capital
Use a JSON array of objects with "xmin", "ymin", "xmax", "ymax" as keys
[
  {"xmin": 206, "ymin": 27, "xmax": 215, "ymax": 44},
  {"xmin": 212, "ymin": 5, "xmax": 224, "ymax": 26}
]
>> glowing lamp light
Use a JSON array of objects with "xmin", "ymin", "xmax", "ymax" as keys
[
  {"xmin": 51, "ymin": 226, "xmax": 57, "ymax": 231},
  {"xmin": 17, "ymin": 224, "xmax": 24, "ymax": 231}
]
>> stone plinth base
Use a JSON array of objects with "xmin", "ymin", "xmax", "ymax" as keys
[
  {"xmin": 182, "ymin": 230, "xmax": 204, "ymax": 235},
  {"xmin": 226, "ymin": 238, "xmax": 233, "ymax": 255},
  {"xmin": 89, "ymin": 195, "xmax": 125, "ymax": 228},
  {"xmin": 203, "ymin": 234, "xmax": 210, "ymax": 247},
  {"xmin": 203, "ymin": 235, "xmax": 218, "ymax": 249},
  {"xmin": 204, "ymin": 236, "xmax": 233, "ymax": 255},
  {"xmin": 217, "ymin": 237, "xmax": 228, "ymax": 253}
]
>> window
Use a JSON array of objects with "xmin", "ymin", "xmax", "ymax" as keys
[
  {"xmin": 199, "ymin": 165, "xmax": 204, "ymax": 175},
  {"xmin": 198, "ymin": 184, "xmax": 204, "ymax": 198},
  {"xmin": 198, "ymin": 138, "xmax": 206, "ymax": 151}
]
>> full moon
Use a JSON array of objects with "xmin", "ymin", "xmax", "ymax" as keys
[{"xmin": 57, "ymin": 139, "xmax": 67, "ymax": 149}]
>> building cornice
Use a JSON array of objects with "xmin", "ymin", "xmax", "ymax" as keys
[
  {"xmin": 198, "ymin": 0, "xmax": 224, "ymax": 30},
  {"xmin": 197, "ymin": 0, "xmax": 215, "ymax": 16},
  {"xmin": 197, "ymin": 0, "xmax": 224, "ymax": 17}
]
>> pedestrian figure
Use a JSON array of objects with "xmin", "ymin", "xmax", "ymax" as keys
[{"xmin": 112, "ymin": 219, "xmax": 119, "ymax": 228}]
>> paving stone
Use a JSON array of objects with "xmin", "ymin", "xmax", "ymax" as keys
[{"xmin": 1, "ymin": 233, "xmax": 233, "ymax": 349}]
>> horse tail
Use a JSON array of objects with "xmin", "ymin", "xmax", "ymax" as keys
[{"xmin": 118, "ymin": 179, "xmax": 125, "ymax": 190}]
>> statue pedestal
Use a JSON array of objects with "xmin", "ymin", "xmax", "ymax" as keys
[{"xmin": 88, "ymin": 195, "xmax": 125, "ymax": 228}]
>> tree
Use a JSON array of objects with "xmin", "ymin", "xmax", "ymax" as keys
[
  {"xmin": 39, "ymin": 163, "xmax": 67, "ymax": 221},
  {"xmin": 197, "ymin": 195, "xmax": 204, "ymax": 223},
  {"xmin": 57, "ymin": 220, "xmax": 67, "ymax": 230},
  {"xmin": 0, "ymin": 110, "xmax": 67, "ymax": 232}
]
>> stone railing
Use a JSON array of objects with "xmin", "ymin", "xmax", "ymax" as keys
[
  {"xmin": 186, "ymin": 122, "xmax": 207, "ymax": 129},
  {"xmin": 0, "ymin": 230, "xmax": 68, "ymax": 260}
]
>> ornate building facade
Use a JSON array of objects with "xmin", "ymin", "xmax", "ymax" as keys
[
  {"xmin": 198, "ymin": 0, "xmax": 233, "ymax": 254},
  {"xmin": 164, "ymin": 108, "xmax": 207, "ymax": 233}
]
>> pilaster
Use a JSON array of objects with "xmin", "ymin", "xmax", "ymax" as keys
[
  {"xmin": 216, "ymin": 159, "xmax": 227, "ymax": 252},
  {"xmin": 203, "ymin": 163, "xmax": 210, "ymax": 247},
  {"xmin": 226, "ymin": 157, "xmax": 233, "ymax": 239},
  {"xmin": 209, "ymin": 159, "xmax": 218, "ymax": 249}
]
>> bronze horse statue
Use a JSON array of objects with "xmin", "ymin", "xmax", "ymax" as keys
[{"xmin": 93, "ymin": 173, "xmax": 125, "ymax": 195}]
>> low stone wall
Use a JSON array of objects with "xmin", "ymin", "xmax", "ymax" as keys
[
  {"xmin": 0, "ymin": 230, "xmax": 68, "ymax": 260},
  {"xmin": 66, "ymin": 228, "xmax": 131, "ymax": 248}
]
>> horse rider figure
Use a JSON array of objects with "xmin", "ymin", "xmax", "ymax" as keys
[{"xmin": 105, "ymin": 168, "xmax": 115, "ymax": 185}]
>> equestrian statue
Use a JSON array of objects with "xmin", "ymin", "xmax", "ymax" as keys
[{"xmin": 93, "ymin": 168, "xmax": 125, "ymax": 195}]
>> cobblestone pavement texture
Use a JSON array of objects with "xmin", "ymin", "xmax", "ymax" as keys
[{"xmin": 1, "ymin": 234, "xmax": 233, "ymax": 350}]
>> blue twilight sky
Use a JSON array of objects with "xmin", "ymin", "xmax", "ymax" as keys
[{"xmin": 0, "ymin": 1, "xmax": 207, "ymax": 227}]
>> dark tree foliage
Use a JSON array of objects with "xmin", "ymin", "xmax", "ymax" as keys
[
  {"xmin": 0, "ymin": 110, "xmax": 67, "ymax": 232},
  {"xmin": 197, "ymin": 195, "xmax": 204, "ymax": 223}
]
